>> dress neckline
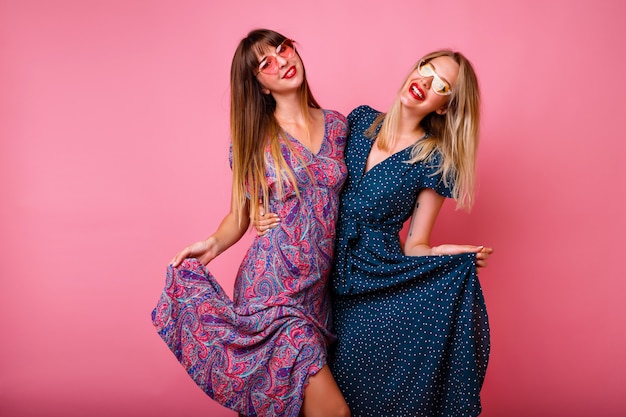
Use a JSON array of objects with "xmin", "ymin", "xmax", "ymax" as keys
[
  {"xmin": 281, "ymin": 109, "xmax": 328, "ymax": 156},
  {"xmin": 362, "ymin": 132, "xmax": 429, "ymax": 177}
]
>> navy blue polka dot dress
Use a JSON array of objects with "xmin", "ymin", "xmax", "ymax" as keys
[{"xmin": 329, "ymin": 106, "xmax": 490, "ymax": 417}]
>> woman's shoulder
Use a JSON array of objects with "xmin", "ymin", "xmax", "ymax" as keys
[
  {"xmin": 347, "ymin": 105, "xmax": 382, "ymax": 125},
  {"xmin": 322, "ymin": 108, "xmax": 348, "ymax": 126}
]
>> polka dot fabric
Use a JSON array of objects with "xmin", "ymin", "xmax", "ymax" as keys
[{"xmin": 329, "ymin": 106, "xmax": 490, "ymax": 417}]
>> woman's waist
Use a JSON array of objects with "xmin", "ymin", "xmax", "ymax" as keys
[{"xmin": 337, "ymin": 217, "xmax": 403, "ymax": 241}]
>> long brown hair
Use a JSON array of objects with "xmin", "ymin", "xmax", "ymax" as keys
[
  {"xmin": 229, "ymin": 29, "xmax": 320, "ymax": 223},
  {"xmin": 367, "ymin": 50, "xmax": 481, "ymax": 210}
]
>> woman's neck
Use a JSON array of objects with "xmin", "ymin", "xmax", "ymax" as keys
[
  {"xmin": 274, "ymin": 99, "xmax": 306, "ymax": 126},
  {"xmin": 396, "ymin": 112, "xmax": 426, "ymax": 144}
]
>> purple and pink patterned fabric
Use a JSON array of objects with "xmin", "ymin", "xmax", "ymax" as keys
[{"xmin": 152, "ymin": 110, "xmax": 347, "ymax": 417}]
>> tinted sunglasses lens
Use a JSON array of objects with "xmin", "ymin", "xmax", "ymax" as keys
[
  {"xmin": 259, "ymin": 56, "xmax": 278, "ymax": 75},
  {"xmin": 432, "ymin": 79, "xmax": 451, "ymax": 95},
  {"xmin": 418, "ymin": 61, "xmax": 434, "ymax": 77},
  {"xmin": 277, "ymin": 39, "xmax": 295, "ymax": 58}
]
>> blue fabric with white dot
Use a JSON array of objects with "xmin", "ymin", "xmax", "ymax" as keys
[{"xmin": 329, "ymin": 105, "xmax": 490, "ymax": 417}]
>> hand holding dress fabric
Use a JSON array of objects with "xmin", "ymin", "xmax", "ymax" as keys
[
  {"xmin": 431, "ymin": 244, "xmax": 494, "ymax": 270},
  {"xmin": 169, "ymin": 238, "xmax": 218, "ymax": 268}
]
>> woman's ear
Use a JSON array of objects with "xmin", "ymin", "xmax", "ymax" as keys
[
  {"xmin": 261, "ymin": 87, "xmax": 270, "ymax": 95},
  {"xmin": 436, "ymin": 106, "xmax": 448, "ymax": 115}
]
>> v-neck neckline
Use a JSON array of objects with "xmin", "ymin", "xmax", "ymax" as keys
[
  {"xmin": 362, "ymin": 133, "xmax": 429, "ymax": 178},
  {"xmin": 361, "ymin": 144, "xmax": 411, "ymax": 178},
  {"xmin": 282, "ymin": 110, "xmax": 327, "ymax": 156}
]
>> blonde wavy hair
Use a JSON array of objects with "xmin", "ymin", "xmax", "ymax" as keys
[
  {"xmin": 367, "ymin": 50, "xmax": 481, "ymax": 210},
  {"xmin": 229, "ymin": 29, "xmax": 320, "ymax": 224}
]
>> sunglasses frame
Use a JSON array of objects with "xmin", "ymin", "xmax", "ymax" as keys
[
  {"xmin": 255, "ymin": 39, "xmax": 296, "ymax": 76},
  {"xmin": 417, "ymin": 60, "xmax": 453, "ymax": 96}
]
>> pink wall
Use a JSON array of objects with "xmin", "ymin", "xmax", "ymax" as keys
[{"xmin": 2, "ymin": 0, "xmax": 625, "ymax": 416}]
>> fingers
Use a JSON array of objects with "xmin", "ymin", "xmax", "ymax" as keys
[
  {"xmin": 170, "ymin": 248, "xmax": 189, "ymax": 268},
  {"xmin": 170, "ymin": 256, "xmax": 182, "ymax": 268},
  {"xmin": 475, "ymin": 246, "xmax": 493, "ymax": 271},
  {"xmin": 255, "ymin": 214, "xmax": 281, "ymax": 236},
  {"xmin": 256, "ymin": 218, "xmax": 280, "ymax": 236},
  {"xmin": 476, "ymin": 247, "xmax": 493, "ymax": 260},
  {"xmin": 263, "ymin": 213, "xmax": 280, "ymax": 223},
  {"xmin": 462, "ymin": 245, "xmax": 487, "ymax": 254},
  {"xmin": 434, "ymin": 244, "xmax": 494, "ymax": 257},
  {"xmin": 453, "ymin": 245, "xmax": 482, "ymax": 255},
  {"xmin": 170, "ymin": 254, "xmax": 183, "ymax": 268},
  {"xmin": 476, "ymin": 259, "xmax": 488, "ymax": 268},
  {"xmin": 268, "ymin": 215, "xmax": 280, "ymax": 228}
]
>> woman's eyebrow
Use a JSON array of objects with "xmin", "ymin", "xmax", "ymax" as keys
[
  {"xmin": 257, "ymin": 43, "xmax": 280, "ymax": 61},
  {"xmin": 255, "ymin": 44, "xmax": 272, "ymax": 61}
]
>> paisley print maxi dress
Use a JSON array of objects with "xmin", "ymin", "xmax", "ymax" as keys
[{"xmin": 152, "ymin": 110, "xmax": 347, "ymax": 417}]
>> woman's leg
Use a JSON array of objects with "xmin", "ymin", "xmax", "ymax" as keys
[{"xmin": 300, "ymin": 365, "xmax": 350, "ymax": 417}]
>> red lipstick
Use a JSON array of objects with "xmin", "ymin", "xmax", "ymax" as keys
[
  {"xmin": 409, "ymin": 83, "xmax": 424, "ymax": 101},
  {"xmin": 283, "ymin": 66, "xmax": 296, "ymax": 79}
]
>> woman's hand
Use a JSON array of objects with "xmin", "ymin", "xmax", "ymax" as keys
[
  {"xmin": 170, "ymin": 238, "xmax": 219, "ymax": 268},
  {"xmin": 431, "ymin": 244, "xmax": 494, "ymax": 271},
  {"xmin": 252, "ymin": 202, "xmax": 280, "ymax": 236}
]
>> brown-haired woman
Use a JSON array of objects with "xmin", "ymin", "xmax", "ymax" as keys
[{"xmin": 152, "ymin": 29, "xmax": 350, "ymax": 417}]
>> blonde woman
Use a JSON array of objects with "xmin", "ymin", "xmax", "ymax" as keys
[
  {"xmin": 152, "ymin": 29, "xmax": 350, "ymax": 417},
  {"xmin": 330, "ymin": 51, "xmax": 492, "ymax": 417}
]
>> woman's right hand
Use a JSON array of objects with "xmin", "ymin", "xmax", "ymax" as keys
[{"xmin": 170, "ymin": 238, "xmax": 219, "ymax": 268}]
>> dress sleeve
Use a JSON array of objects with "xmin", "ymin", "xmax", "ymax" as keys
[
  {"xmin": 326, "ymin": 109, "xmax": 349, "ymax": 148},
  {"xmin": 346, "ymin": 107, "xmax": 360, "ymax": 126},
  {"xmin": 421, "ymin": 151, "xmax": 454, "ymax": 198},
  {"xmin": 347, "ymin": 105, "xmax": 372, "ymax": 126}
]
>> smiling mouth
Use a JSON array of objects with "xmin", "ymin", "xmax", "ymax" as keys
[
  {"xmin": 283, "ymin": 66, "xmax": 296, "ymax": 79},
  {"xmin": 410, "ymin": 83, "xmax": 424, "ymax": 100}
]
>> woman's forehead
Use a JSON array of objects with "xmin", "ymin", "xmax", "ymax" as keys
[
  {"xmin": 253, "ymin": 41, "xmax": 277, "ymax": 57},
  {"xmin": 430, "ymin": 56, "xmax": 459, "ymax": 83}
]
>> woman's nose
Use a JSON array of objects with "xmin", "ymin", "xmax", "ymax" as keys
[{"xmin": 276, "ymin": 54, "xmax": 288, "ymax": 67}]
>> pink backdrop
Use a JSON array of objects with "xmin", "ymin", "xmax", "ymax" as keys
[{"xmin": 2, "ymin": 0, "xmax": 625, "ymax": 416}]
